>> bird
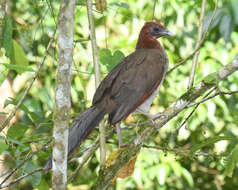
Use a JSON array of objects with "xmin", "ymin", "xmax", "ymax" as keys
[{"xmin": 44, "ymin": 21, "xmax": 171, "ymax": 170}]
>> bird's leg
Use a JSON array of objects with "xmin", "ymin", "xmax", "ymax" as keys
[
  {"xmin": 116, "ymin": 122, "xmax": 123, "ymax": 148},
  {"xmin": 136, "ymin": 109, "xmax": 168, "ymax": 121}
]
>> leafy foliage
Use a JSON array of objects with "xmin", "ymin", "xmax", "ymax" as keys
[{"xmin": 0, "ymin": 0, "xmax": 238, "ymax": 189}]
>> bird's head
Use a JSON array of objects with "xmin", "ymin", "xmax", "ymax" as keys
[{"xmin": 136, "ymin": 22, "xmax": 172, "ymax": 49}]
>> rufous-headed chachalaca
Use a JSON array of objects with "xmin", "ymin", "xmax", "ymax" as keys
[{"xmin": 44, "ymin": 22, "xmax": 172, "ymax": 170}]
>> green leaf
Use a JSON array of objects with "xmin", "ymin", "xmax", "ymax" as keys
[
  {"xmin": 0, "ymin": 142, "xmax": 8, "ymax": 154},
  {"xmin": 224, "ymin": 145, "xmax": 238, "ymax": 177},
  {"xmin": 182, "ymin": 168, "xmax": 194, "ymax": 187},
  {"xmin": 219, "ymin": 14, "xmax": 232, "ymax": 42},
  {"xmin": 12, "ymin": 40, "xmax": 29, "ymax": 73},
  {"xmin": 231, "ymin": 0, "xmax": 238, "ymax": 24},
  {"xmin": 202, "ymin": 9, "xmax": 224, "ymax": 34},
  {"xmin": 22, "ymin": 161, "xmax": 42, "ymax": 187},
  {"xmin": 0, "ymin": 66, "xmax": 8, "ymax": 86},
  {"xmin": 202, "ymin": 72, "xmax": 218, "ymax": 85},
  {"xmin": 110, "ymin": 2, "xmax": 130, "ymax": 9},
  {"xmin": 157, "ymin": 165, "xmax": 170, "ymax": 185},
  {"xmin": 7, "ymin": 123, "xmax": 29, "ymax": 139},
  {"xmin": 191, "ymin": 136, "xmax": 238, "ymax": 153},
  {"xmin": 2, "ymin": 14, "xmax": 13, "ymax": 60},
  {"xmin": 35, "ymin": 179, "xmax": 49, "ymax": 190},
  {"xmin": 1, "ymin": 63, "xmax": 35, "ymax": 72},
  {"xmin": 99, "ymin": 48, "xmax": 125, "ymax": 72}
]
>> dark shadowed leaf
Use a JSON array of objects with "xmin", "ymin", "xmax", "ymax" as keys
[
  {"xmin": 219, "ymin": 14, "xmax": 232, "ymax": 42},
  {"xmin": 110, "ymin": 2, "xmax": 129, "ymax": 9},
  {"xmin": 99, "ymin": 48, "xmax": 125, "ymax": 72},
  {"xmin": 202, "ymin": 9, "xmax": 224, "ymax": 34},
  {"xmin": 231, "ymin": 0, "xmax": 238, "ymax": 24},
  {"xmin": 2, "ymin": 14, "xmax": 13, "ymax": 60},
  {"xmin": 22, "ymin": 161, "xmax": 42, "ymax": 187},
  {"xmin": 7, "ymin": 123, "xmax": 29, "ymax": 139}
]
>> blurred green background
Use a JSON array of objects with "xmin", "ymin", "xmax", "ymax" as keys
[{"xmin": 1, "ymin": 0, "xmax": 238, "ymax": 189}]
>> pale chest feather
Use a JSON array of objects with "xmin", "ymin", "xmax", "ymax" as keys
[{"xmin": 136, "ymin": 52, "xmax": 168, "ymax": 113}]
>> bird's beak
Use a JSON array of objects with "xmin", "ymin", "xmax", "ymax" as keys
[{"xmin": 160, "ymin": 30, "xmax": 173, "ymax": 37}]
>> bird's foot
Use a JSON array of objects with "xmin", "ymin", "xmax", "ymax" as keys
[{"xmin": 136, "ymin": 110, "xmax": 168, "ymax": 122}]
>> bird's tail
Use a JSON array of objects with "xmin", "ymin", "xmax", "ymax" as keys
[{"xmin": 44, "ymin": 106, "xmax": 105, "ymax": 171}]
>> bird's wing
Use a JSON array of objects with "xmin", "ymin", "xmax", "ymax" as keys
[
  {"xmin": 92, "ymin": 49, "xmax": 147, "ymax": 105},
  {"xmin": 93, "ymin": 49, "xmax": 168, "ymax": 124}
]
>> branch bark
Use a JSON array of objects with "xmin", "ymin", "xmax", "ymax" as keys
[
  {"xmin": 52, "ymin": 0, "xmax": 75, "ymax": 189},
  {"xmin": 91, "ymin": 57, "xmax": 238, "ymax": 190}
]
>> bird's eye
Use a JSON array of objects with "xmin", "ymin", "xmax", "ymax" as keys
[{"xmin": 153, "ymin": 27, "xmax": 160, "ymax": 33}]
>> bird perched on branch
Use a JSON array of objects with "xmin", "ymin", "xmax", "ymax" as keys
[{"xmin": 44, "ymin": 21, "xmax": 172, "ymax": 170}]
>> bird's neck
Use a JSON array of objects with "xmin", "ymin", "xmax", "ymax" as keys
[{"xmin": 136, "ymin": 37, "xmax": 163, "ymax": 50}]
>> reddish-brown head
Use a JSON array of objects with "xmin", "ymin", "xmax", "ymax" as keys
[{"xmin": 136, "ymin": 22, "xmax": 172, "ymax": 49}]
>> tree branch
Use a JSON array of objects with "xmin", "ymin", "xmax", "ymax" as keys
[
  {"xmin": 86, "ymin": 0, "xmax": 106, "ymax": 166},
  {"xmin": 0, "ymin": 168, "xmax": 42, "ymax": 189},
  {"xmin": 0, "ymin": 140, "xmax": 51, "ymax": 188},
  {"xmin": 91, "ymin": 57, "xmax": 238, "ymax": 190},
  {"xmin": 52, "ymin": 0, "xmax": 75, "ymax": 189}
]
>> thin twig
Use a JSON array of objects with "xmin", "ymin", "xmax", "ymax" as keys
[
  {"xmin": 187, "ymin": 90, "xmax": 238, "ymax": 108},
  {"xmin": 0, "ymin": 168, "xmax": 43, "ymax": 189},
  {"xmin": 168, "ymin": 0, "xmax": 218, "ymax": 74},
  {"xmin": 103, "ymin": 14, "xmax": 108, "ymax": 48},
  {"xmin": 152, "ymin": 0, "xmax": 157, "ymax": 21},
  {"xmin": 86, "ymin": 0, "xmax": 106, "ymax": 167},
  {"xmin": 0, "ymin": 32, "xmax": 56, "ymax": 133},
  {"xmin": 86, "ymin": 0, "xmax": 101, "ymax": 87},
  {"xmin": 188, "ymin": 0, "xmax": 207, "ymax": 88},
  {"xmin": 177, "ymin": 87, "xmax": 217, "ymax": 132},
  {"xmin": 67, "ymin": 129, "xmax": 114, "ymax": 182},
  {"xmin": 68, "ymin": 136, "xmax": 100, "ymax": 183},
  {"xmin": 0, "ymin": 140, "xmax": 51, "ymax": 186}
]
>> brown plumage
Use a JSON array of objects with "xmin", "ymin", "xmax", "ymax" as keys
[{"xmin": 44, "ymin": 22, "xmax": 171, "ymax": 170}]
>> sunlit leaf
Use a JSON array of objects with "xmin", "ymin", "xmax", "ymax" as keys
[
  {"xmin": 0, "ymin": 66, "xmax": 8, "ymax": 86},
  {"xmin": 157, "ymin": 165, "xmax": 170, "ymax": 185},
  {"xmin": 224, "ymin": 145, "xmax": 238, "ymax": 177},
  {"xmin": 0, "ymin": 142, "xmax": 8, "ymax": 154},
  {"xmin": 1, "ymin": 63, "xmax": 35, "ymax": 72},
  {"xmin": 182, "ymin": 168, "xmax": 194, "ymax": 187},
  {"xmin": 12, "ymin": 40, "xmax": 29, "ymax": 73},
  {"xmin": 35, "ymin": 179, "xmax": 49, "ymax": 190},
  {"xmin": 191, "ymin": 136, "xmax": 238, "ymax": 153}
]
